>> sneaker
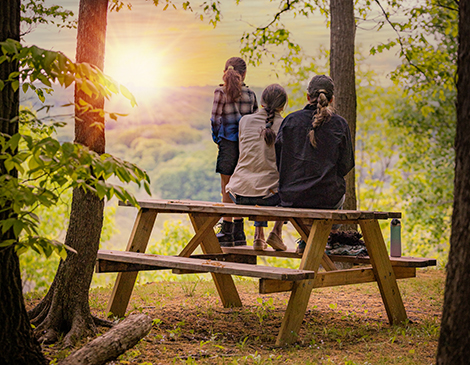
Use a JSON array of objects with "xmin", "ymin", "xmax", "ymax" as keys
[
  {"xmin": 295, "ymin": 239, "xmax": 306, "ymax": 255},
  {"xmin": 253, "ymin": 238, "xmax": 268, "ymax": 250},
  {"xmin": 266, "ymin": 232, "xmax": 287, "ymax": 251},
  {"xmin": 216, "ymin": 221, "xmax": 234, "ymax": 247},
  {"xmin": 233, "ymin": 219, "xmax": 247, "ymax": 246}
]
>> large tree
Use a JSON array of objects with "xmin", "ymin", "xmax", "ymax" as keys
[
  {"xmin": 330, "ymin": 0, "xmax": 357, "ymax": 212},
  {"xmin": 28, "ymin": 0, "xmax": 223, "ymax": 345},
  {"xmin": 28, "ymin": 0, "xmax": 111, "ymax": 346},
  {"xmin": 437, "ymin": 0, "xmax": 470, "ymax": 362},
  {"xmin": 0, "ymin": 1, "xmax": 48, "ymax": 364}
]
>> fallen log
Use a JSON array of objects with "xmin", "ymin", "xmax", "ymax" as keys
[{"xmin": 59, "ymin": 314, "xmax": 152, "ymax": 365}]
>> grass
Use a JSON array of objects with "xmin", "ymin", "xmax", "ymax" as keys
[{"xmin": 30, "ymin": 268, "xmax": 444, "ymax": 365}]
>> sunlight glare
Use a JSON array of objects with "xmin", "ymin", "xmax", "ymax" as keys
[{"xmin": 106, "ymin": 44, "xmax": 168, "ymax": 101}]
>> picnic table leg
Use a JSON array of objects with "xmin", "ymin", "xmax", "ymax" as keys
[
  {"xmin": 276, "ymin": 219, "xmax": 333, "ymax": 346},
  {"xmin": 189, "ymin": 214, "xmax": 242, "ymax": 308},
  {"xmin": 359, "ymin": 219, "xmax": 407, "ymax": 325},
  {"xmin": 106, "ymin": 208, "xmax": 158, "ymax": 317},
  {"xmin": 290, "ymin": 218, "xmax": 337, "ymax": 271}
]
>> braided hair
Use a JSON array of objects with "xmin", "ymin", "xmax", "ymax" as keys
[
  {"xmin": 259, "ymin": 84, "xmax": 287, "ymax": 146},
  {"xmin": 222, "ymin": 57, "xmax": 247, "ymax": 102},
  {"xmin": 306, "ymin": 75, "xmax": 334, "ymax": 148}
]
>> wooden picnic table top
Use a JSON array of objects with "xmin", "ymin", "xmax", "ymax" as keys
[{"xmin": 120, "ymin": 199, "xmax": 401, "ymax": 220}]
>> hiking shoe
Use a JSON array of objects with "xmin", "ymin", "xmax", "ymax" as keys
[
  {"xmin": 266, "ymin": 232, "xmax": 287, "ymax": 251},
  {"xmin": 253, "ymin": 238, "xmax": 268, "ymax": 250},
  {"xmin": 295, "ymin": 239, "xmax": 306, "ymax": 255},
  {"xmin": 216, "ymin": 221, "xmax": 234, "ymax": 247},
  {"xmin": 233, "ymin": 219, "xmax": 247, "ymax": 246}
]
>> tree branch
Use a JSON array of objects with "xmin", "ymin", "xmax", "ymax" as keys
[
  {"xmin": 256, "ymin": 0, "xmax": 300, "ymax": 31},
  {"xmin": 435, "ymin": 1, "xmax": 458, "ymax": 12},
  {"xmin": 374, "ymin": 0, "xmax": 430, "ymax": 82}
]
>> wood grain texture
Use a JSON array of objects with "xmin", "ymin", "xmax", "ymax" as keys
[
  {"xmin": 106, "ymin": 209, "xmax": 158, "ymax": 317},
  {"xmin": 97, "ymin": 250, "xmax": 315, "ymax": 280},
  {"xmin": 189, "ymin": 214, "xmax": 243, "ymax": 308},
  {"xmin": 360, "ymin": 219, "xmax": 407, "ymax": 325},
  {"xmin": 289, "ymin": 218, "xmax": 337, "ymax": 271},
  {"xmin": 119, "ymin": 199, "xmax": 401, "ymax": 220},
  {"xmin": 260, "ymin": 266, "xmax": 417, "ymax": 294},
  {"xmin": 276, "ymin": 220, "xmax": 333, "ymax": 346},
  {"xmin": 221, "ymin": 247, "xmax": 436, "ymax": 267}
]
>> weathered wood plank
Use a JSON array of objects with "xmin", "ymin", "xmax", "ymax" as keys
[
  {"xmin": 97, "ymin": 253, "xmax": 257, "ymax": 273},
  {"xmin": 119, "ymin": 199, "xmax": 401, "ymax": 220},
  {"xmin": 189, "ymin": 214, "xmax": 243, "ymax": 308},
  {"xmin": 178, "ymin": 216, "xmax": 220, "ymax": 257},
  {"xmin": 289, "ymin": 217, "xmax": 337, "ymax": 271},
  {"xmin": 360, "ymin": 219, "xmax": 407, "ymax": 325},
  {"xmin": 260, "ymin": 266, "xmax": 417, "ymax": 294},
  {"xmin": 276, "ymin": 220, "xmax": 333, "ymax": 346},
  {"xmin": 172, "ymin": 253, "xmax": 257, "ymax": 274},
  {"xmin": 97, "ymin": 250, "xmax": 315, "ymax": 281},
  {"xmin": 106, "ymin": 209, "xmax": 158, "ymax": 317},
  {"xmin": 221, "ymin": 246, "xmax": 436, "ymax": 268}
]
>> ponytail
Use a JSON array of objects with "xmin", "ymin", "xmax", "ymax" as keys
[
  {"xmin": 223, "ymin": 57, "xmax": 247, "ymax": 102},
  {"xmin": 259, "ymin": 84, "xmax": 287, "ymax": 146},
  {"xmin": 308, "ymin": 91, "xmax": 332, "ymax": 147},
  {"xmin": 260, "ymin": 107, "xmax": 277, "ymax": 146},
  {"xmin": 306, "ymin": 75, "xmax": 335, "ymax": 148}
]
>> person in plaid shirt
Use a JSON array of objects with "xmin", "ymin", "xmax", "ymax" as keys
[{"xmin": 210, "ymin": 57, "xmax": 258, "ymax": 247}]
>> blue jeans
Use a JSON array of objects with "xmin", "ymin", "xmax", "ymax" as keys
[{"xmin": 229, "ymin": 193, "xmax": 281, "ymax": 227}]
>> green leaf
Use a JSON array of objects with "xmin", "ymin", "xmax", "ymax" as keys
[
  {"xmin": 119, "ymin": 84, "xmax": 137, "ymax": 107},
  {"xmin": 11, "ymin": 80, "xmax": 19, "ymax": 92}
]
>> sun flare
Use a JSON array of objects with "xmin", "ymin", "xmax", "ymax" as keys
[{"xmin": 106, "ymin": 44, "xmax": 168, "ymax": 100}]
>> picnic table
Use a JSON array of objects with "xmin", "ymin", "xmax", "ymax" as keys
[{"xmin": 96, "ymin": 199, "xmax": 436, "ymax": 346}]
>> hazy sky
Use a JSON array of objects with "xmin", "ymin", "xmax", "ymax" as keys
[{"xmin": 24, "ymin": 0, "xmax": 401, "ymax": 94}]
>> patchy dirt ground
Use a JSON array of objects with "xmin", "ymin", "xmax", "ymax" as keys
[{"xmin": 29, "ymin": 268, "xmax": 444, "ymax": 365}]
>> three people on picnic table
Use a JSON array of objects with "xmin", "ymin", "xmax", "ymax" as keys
[{"xmin": 211, "ymin": 57, "xmax": 355, "ymax": 251}]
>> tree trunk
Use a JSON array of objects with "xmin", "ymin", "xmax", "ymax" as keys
[
  {"xmin": 0, "ymin": 1, "xmax": 47, "ymax": 364},
  {"xmin": 330, "ymin": 0, "xmax": 357, "ymax": 215},
  {"xmin": 29, "ymin": 0, "xmax": 110, "ymax": 347},
  {"xmin": 437, "ymin": 1, "xmax": 470, "ymax": 363},
  {"xmin": 59, "ymin": 314, "xmax": 152, "ymax": 365}
]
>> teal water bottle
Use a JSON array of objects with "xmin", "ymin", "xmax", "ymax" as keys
[{"xmin": 390, "ymin": 218, "xmax": 401, "ymax": 257}]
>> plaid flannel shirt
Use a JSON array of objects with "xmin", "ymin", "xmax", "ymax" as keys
[{"xmin": 210, "ymin": 84, "xmax": 258, "ymax": 143}]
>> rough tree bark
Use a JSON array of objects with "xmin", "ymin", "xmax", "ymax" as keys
[
  {"xmin": 330, "ymin": 0, "xmax": 357, "ymax": 214},
  {"xmin": 436, "ymin": 0, "xmax": 470, "ymax": 363},
  {"xmin": 0, "ymin": 1, "xmax": 48, "ymax": 364},
  {"xmin": 28, "ymin": 0, "xmax": 112, "ymax": 346}
]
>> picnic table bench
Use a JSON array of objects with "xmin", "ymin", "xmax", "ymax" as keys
[{"xmin": 96, "ymin": 199, "xmax": 436, "ymax": 346}]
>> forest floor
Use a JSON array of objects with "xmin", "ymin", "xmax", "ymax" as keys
[{"xmin": 28, "ymin": 268, "xmax": 444, "ymax": 365}]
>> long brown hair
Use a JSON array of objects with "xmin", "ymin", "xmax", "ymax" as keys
[
  {"xmin": 222, "ymin": 57, "xmax": 246, "ymax": 102},
  {"xmin": 307, "ymin": 75, "xmax": 334, "ymax": 148},
  {"xmin": 260, "ymin": 84, "xmax": 287, "ymax": 146}
]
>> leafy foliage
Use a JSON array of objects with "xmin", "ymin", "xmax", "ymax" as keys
[
  {"xmin": 20, "ymin": 0, "xmax": 76, "ymax": 36},
  {"xmin": 154, "ymin": 149, "xmax": 220, "ymax": 201},
  {"xmin": 370, "ymin": 0, "xmax": 458, "ymax": 258},
  {"xmin": 0, "ymin": 108, "xmax": 150, "ymax": 255},
  {"xmin": 240, "ymin": 0, "xmax": 327, "ymax": 73},
  {"xmin": 0, "ymin": 38, "xmax": 137, "ymax": 106},
  {"xmin": 0, "ymin": 41, "xmax": 149, "ymax": 257}
]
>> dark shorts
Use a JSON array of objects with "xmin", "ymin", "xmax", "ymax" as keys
[{"xmin": 216, "ymin": 139, "xmax": 239, "ymax": 175}]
